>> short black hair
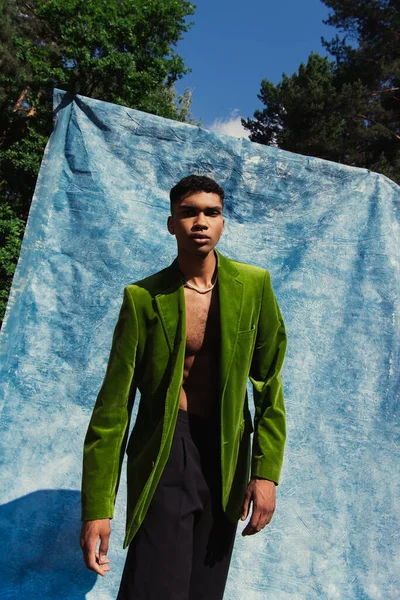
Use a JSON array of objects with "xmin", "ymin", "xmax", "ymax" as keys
[{"xmin": 169, "ymin": 175, "xmax": 224, "ymax": 212}]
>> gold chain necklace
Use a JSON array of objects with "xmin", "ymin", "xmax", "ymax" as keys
[{"xmin": 182, "ymin": 275, "xmax": 218, "ymax": 294}]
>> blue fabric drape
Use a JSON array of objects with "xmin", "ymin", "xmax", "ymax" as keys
[{"xmin": 0, "ymin": 89, "xmax": 398, "ymax": 599}]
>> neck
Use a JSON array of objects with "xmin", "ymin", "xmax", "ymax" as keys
[{"xmin": 177, "ymin": 248, "xmax": 217, "ymax": 287}]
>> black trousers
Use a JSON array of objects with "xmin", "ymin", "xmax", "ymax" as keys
[{"xmin": 117, "ymin": 408, "xmax": 238, "ymax": 600}]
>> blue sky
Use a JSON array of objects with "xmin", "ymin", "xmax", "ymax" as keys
[{"xmin": 175, "ymin": 0, "xmax": 335, "ymax": 136}]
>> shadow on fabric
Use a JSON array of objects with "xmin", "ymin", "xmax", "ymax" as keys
[{"xmin": 0, "ymin": 489, "xmax": 96, "ymax": 599}]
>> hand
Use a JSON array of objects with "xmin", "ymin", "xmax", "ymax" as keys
[
  {"xmin": 80, "ymin": 518, "xmax": 111, "ymax": 576},
  {"xmin": 241, "ymin": 477, "xmax": 276, "ymax": 536}
]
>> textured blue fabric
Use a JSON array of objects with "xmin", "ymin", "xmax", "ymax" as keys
[{"xmin": 0, "ymin": 89, "xmax": 399, "ymax": 599}]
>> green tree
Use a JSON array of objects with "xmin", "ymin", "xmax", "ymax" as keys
[
  {"xmin": 243, "ymin": 0, "xmax": 400, "ymax": 183},
  {"xmin": 0, "ymin": 0, "xmax": 196, "ymax": 325},
  {"xmin": 0, "ymin": 203, "xmax": 24, "ymax": 321}
]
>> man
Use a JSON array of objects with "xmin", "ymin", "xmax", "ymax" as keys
[{"xmin": 80, "ymin": 175, "xmax": 287, "ymax": 599}]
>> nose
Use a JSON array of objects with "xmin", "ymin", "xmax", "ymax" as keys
[{"xmin": 192, "ymin": 212, "xmax": 208, "ymax": 230}]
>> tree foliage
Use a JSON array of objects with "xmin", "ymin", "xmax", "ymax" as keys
[
  {"xmin": 0, "ymin": 0, "xmax": 196, "ymax": 324},
  {"xmin": 243, "ymin": 0, "xmax": 400, "ymax": 183},
  {"xmin": 0, "ymin": 203, "xmax": 24, "ymax": 321}
]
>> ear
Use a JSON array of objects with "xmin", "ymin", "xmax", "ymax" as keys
[{"xmin": 167, "ymin": 216, "xmax": 175, "ymax": 235}]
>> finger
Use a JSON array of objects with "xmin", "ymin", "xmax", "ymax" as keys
[
  {"xmin": 242, "ymin": 505, "xmax": 261, "ymax": 536},
  {"xmin": 264, "ymin": 508, "xmax": 275, "ymax": 525},
  {"xmin": 97, "ymin": 557, "xmax": 111, "ymax": 572},
  {"xmin": 84, "ymin": 542, "xmax": 104, "ymax": 576},
  {"xmin": 254, "ymin": 513, "xmax": 269, "ymax": 533},
  {"xmin": 94, "ymin": 551, "xmax": 110, "ymax": 575},
  {"xmin": 242, "ymin": 522, "xmax": 258, "ymax": 536},
  {"xmin": 99, "ymin": 532, "xmax": 110, "ymax": 559},
  {"xmin": 252, "ymin": 506, "xmax": 275, "ymax": 534}
]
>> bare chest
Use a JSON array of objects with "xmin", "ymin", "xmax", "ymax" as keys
[{"xmin": 184, "ymin": 286, "xmax": 220, "ymax": 355}]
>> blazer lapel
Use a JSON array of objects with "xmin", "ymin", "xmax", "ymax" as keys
[
  {"xmin": 154, "ymin": 258, "xmax": 186, "ymax": 355},
  {"xmin": 154, "ymin": 250, "xmax": 244, "ymax": 397},
  {"xmin": 215, "ymin": 249, "xmax": 244, "ymax": 396}
]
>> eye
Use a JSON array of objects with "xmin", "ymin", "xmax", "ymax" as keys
[{"xmin": 182, "ymin": 208, "xmax": 194, "ymax": 217}]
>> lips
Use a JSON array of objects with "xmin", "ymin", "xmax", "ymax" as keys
[
  {"xmin": 189, "ymin": 234, "xmax": 210, "ymax": 245},
  {"xmin": 189, "ymin": 234, "xmax": 210, "ymax": 240}
]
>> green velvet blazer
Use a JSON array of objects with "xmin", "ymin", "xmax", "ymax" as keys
[{"xmin": 81, "ymin": 249, "xmax": 287, "ymax": 549}]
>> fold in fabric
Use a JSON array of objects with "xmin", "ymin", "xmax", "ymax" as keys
[{"xmin": 0, "ymin": 89, "xmax": 398, "ymax": 600}]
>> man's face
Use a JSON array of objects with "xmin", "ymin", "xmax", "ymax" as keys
[{"xmin": 167, "ymin": 191, "xmax": 224, "ymax": 256}]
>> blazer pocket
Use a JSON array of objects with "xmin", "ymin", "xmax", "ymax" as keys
[{"xmin": 237, "ymin": 324, "xmax": 255, "ymax": 336}]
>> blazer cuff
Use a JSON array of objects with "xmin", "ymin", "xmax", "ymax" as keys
[
  {"xmin": 251, "ymin": 458, "xmax": 281, "ymax": 485},
  {"xmin": 81, "ymin": 497, "xmax": 115, "ymax": 522}
]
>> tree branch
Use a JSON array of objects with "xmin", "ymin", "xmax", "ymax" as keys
[
  {"xmin": 18, "ymin": 0, "xmax": 57, "ymax": 38},
  {"xmin": 369, "ymin": 87, "xmax": 400, "ymax": 96},
  {"xmin": 357, "ymin": 114, "xmax": 400, "ymax": 140}
]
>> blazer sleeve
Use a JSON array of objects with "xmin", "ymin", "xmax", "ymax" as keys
[
  {"xmin": 249, "ymin": 270, "xmax": 287, "ymax": 485},
  {"xmin": 81, "ymin": 286, "xmax": 138, "ymax": 521}
]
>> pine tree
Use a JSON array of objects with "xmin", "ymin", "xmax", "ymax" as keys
[{"xmin": 243, "ymin": 0, "xmax": 400, "ymax": 183}]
